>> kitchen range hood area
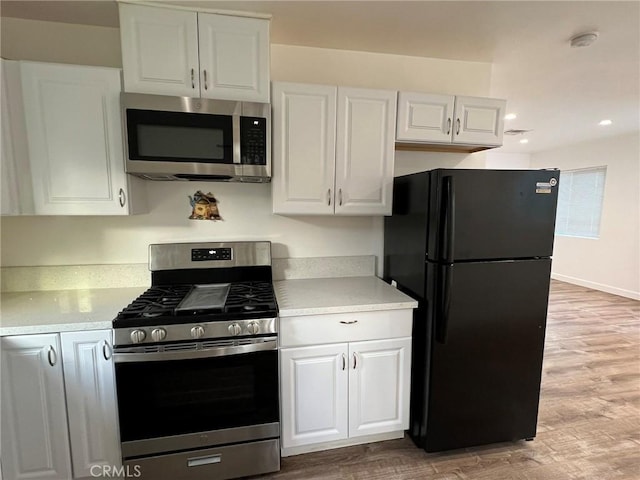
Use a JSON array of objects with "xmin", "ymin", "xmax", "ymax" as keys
[{"xmin": 1, "ymin": 1, "xmax": 638, "ymax": 480}]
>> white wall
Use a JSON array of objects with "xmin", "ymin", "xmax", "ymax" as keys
[
  {"xmin": 485, "ymin": 151, "xmax": 531, "ymax": 169},
  {"xmin": 530, "ymin": 132, "xmax": 640, "ymax": 299},
  {"xmin": 0, "ymin": 17, "xmax": 493, "ymax": 272}
]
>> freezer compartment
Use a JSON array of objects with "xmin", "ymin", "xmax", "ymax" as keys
[
  {"xmin": 421, "ymin": 258, "xmax": 552, "ymax": 452},
  {"xmin": 427, "ymin": 169, "xmax": 559, "ymax": 262}
]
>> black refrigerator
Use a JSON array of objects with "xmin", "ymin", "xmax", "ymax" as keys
[{"xmin": 384, "ymin": 168, "xmax": 559, "ymax": 453}]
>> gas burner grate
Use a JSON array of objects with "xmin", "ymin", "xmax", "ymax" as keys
[
  {"xmin": 116, "ymin": 285, "xmax": 192, "ymax": 320},
  {"xmin": 225, "ymin": 281, "xmax": 277, "ymax": 313}
]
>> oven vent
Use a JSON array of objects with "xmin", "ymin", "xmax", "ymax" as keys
[{"xmin": 163, "ymin": 343, "xmax": 198, "ymax": 351}]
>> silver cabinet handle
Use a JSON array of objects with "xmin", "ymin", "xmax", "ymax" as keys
[
  {"xmin": 191, "ymin": 68, "xmax": 195, "ymax": 89},
  {"xmin": 47, "ymin": 346, "xmax": 57, "ymax": 367},
  {"xmin": 327, "ymin": 188, "xmax": 331, "ymax": 206},
  {"xmin": 446, "ymin": 117, "xmax": 452, "ymax": 135},
  {"xmin": 203, "ymin": 70, "xmax": 208, "ymax": 90},
  {"xmin": 339, "ymin": 188, "xmax": 343, "ymax": 206},
  {"xmin": 456, "ymin": 118, "xmax": 461, "ymax": 135},
  {"xmin": 342, "ymin": 353, "xmax": 346, "ymax": 371},
  {"xmin": 118, "ymin": 188, "xmax": 126, "ymax": 208},
  {"xmin": 339, "ymin": 320, "xmax": 358, "ymax": 325},
  {"xmin": 353, "ymin": 353, "xmax": 358, "ymax": 369},
  {"xmin": 103, "ymin": 340, "xmax": 112, "ymax": 361}
]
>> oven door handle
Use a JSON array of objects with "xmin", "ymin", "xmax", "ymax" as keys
[{"xmin": 113, "ymin": 339, "xmax": 277, "ymax": 363}]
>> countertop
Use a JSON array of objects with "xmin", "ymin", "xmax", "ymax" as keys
[
  {"xmin": 0, "ymin": 276, "xmax": 417, "ymax": 336},
  {"xmin": 275, "ymin": 276, "xmax": 418, "ymax": 317},
  {"xmin": 0, "ymin": 287, "xmax": 146, "ymax": 336}
]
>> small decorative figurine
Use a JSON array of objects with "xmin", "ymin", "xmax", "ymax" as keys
[{"xmin": 188, "ymin": 191, "xmax": 222, "ymax": 221}]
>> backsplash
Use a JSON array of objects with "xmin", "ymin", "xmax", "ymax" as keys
[{"xmin": 0, "ymin": 255, "xmax": 376, "ymax": 292}]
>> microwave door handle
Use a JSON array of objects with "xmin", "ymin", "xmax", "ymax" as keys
[{"xmin": 232, "ymin": 115, "xmax": 241, "ymax": 164}]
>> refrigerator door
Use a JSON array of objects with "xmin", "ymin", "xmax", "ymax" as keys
[
  {"xmin": 421, "ymin": 258, "xmax": 551, "ymax": 452},
  {"xmin": 427, "ymin": 169, "xmax": 559, "ymax": 262}
]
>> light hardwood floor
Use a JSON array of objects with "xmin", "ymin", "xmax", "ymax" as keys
[{"xmin": 258, "ymin": 281, "xmax": 640, "ymax": 479}]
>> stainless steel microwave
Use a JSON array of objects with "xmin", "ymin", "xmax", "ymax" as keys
[{"xmin": 122, "ymin": 93, "xmax": 270, "ymax": 182}]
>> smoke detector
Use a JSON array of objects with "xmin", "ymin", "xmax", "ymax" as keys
[{"xmin": 570, "ymin": 32, "xmax": 599, "ymax": 48}]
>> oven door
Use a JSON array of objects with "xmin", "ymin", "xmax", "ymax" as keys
[{"xmin": 114, "ymin": 338, "xmax": 279, "ymax": 459}]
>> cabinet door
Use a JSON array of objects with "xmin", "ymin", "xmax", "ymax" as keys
[
  {"xmin": 272, "ymin": 82, "xmax": 337, "ymax": 215},
  {"xmin": 280, "ymin": 344, "xmax": 348, "ymax": 448},
  {"xmin": 119, "ymin": 3, "xmax": 199, "ymax": 97},
  {"xmin": 20, "ymin": 62, "xmax": 132, "ymax": 215},
  {"xmin": 452, "ymin": 96, "xmax": 506, "ymax": 146},
  {"xmin": 61, "ymin": 331, "xmax": 120, "ymax": 479},
  {"xmin": 335, "ymin": 87, "xmax": 396, "ymax": 215},
  {"xmin": 1, "ymin": 59, "xmax": 33, "ymax": 216},
  {"xmin": 396, "ymin": 92, "xmax": 455, "ymax": 143},
  {"xmin": 1, "ymin": 334, "xmax": 72, "ymax": 480},
  {"xmin": 349, "ymin": 337, "xmax": 411, "ymax": 438},
  {"xmin": 198, "ymin": 13, "xmax": 270, "ymax": 102}
]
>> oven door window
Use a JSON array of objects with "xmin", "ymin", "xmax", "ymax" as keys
[
  {"xmin": 115, "ymin": 350, "xmax": 278, "ymax": 442},
  {"xmin": 126, "ymin": 109, "xmax": 233, "ymax": 163}
]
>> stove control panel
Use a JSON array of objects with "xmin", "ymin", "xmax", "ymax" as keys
[
  {"xmin": 114, "ymin": 318, "xmax": 277, "ymax": 346},
  {"xmin": 191, "ymin": 248, "xmax": 232, "ymax": 262}
]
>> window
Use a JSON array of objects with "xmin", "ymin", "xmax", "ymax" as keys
[{"xmin": 555, "ymin": 166, "xmax": 606, "ymax": 238}]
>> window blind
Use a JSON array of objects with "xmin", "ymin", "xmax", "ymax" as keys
[{"xmin": 555, "ymin": 166, "xmax": 606, "ymax": 238}]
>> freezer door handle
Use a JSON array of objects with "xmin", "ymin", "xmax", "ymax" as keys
[
  {"xmin": 440, "ymin": 175, "xmax": 456, "ymax": 263},
  {"xmin": 437, "ymin": 264, "xmax": 453, "ymax": 344}
]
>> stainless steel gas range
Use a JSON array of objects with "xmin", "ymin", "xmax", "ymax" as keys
[{"xmin": 112, "ymin": 241, "xmax": 280, "ymax": 480}]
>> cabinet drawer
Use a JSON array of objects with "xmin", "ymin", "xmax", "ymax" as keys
[{"xmin": 279, "ymin": 309, "xmax": 412, "ymax": 347}]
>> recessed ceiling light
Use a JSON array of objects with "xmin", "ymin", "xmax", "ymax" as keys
[
  {"xmin": 599, "ymin": 119, "xmax": 612, "ymax": 126},
  {"xmin": 504, "ymin": 113, "xmax": 517, "ymax": 120},
  {"xmin": 519, "ymin": 139, "xmax": 529, "ymax": 144},
  {"xmin": 570, "ymin": 32, "xmax": 599, "ymax": 48}
]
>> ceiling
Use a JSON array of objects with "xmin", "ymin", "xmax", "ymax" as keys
[{"xmin": 1, "ymin": 0, "xmax": 638, "ymax": 154}]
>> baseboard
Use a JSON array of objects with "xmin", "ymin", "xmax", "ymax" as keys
[
  {"xmin": 281, "ymin": 430, "xmax": 404, "ymax": 457},
  {"xmin": 551, "ymin": 273, "xmax": 640, "ymax": 300}
]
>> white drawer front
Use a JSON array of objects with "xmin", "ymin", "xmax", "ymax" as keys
[{"xmin": 280, "ymin": 309, "xmax": 413, "ymax": 347}]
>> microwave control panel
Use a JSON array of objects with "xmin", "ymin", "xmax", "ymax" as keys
[{"xmin": 240, "ymin": 117, "xmax": 267, "ymax": 165}]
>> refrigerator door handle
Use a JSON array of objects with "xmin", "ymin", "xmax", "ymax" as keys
[
  {"xmin": 441, "ymin": 176, "xmax": 456, "ymax": 263},
  {"xmin": 437, "ymin": 264, "xmax": 453, "ymax": 344}
]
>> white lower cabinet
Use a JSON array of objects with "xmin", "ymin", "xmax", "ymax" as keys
[
  {"xmin": 1, "ymin": 334, "xmax": 72, "ymax": 480},
  {"xmin": 348, "ymin": 338, "xmax": 411, "ymax": 438},
  {"xmin": 61, "ymin": 331, "xmax": 121, "ymax": 479},
  {"xmin": 279, "ymin": 310, "xmax": 412, "ymax": 455},
  {"xmin": 1, "ymin": 330, "xmax": 120, "ymax": 480}
]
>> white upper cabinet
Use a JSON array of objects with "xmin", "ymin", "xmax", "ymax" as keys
[
  {"xmin": 61, "ymin": 330, "xmax": 121, "ymax": 479},
  {"xmin": 1, "ymin": 334, "xmax": 72, "ymax": 480},
  {"xmin": 453, "ymin": 95, "xmax": 505, "ymax": 146},
  {"xmin": 335, "ymin": 87, "xmax": 396, "ymax": 215},
  {"xmin": 271, "ymin": 82, "xmax": 337, "ymax": 215},
  {"xmin": 1, "ymin": 59, "xmax": 30, "ymax": 216},
  {"xmin": 396, "ymin": 92, "xmax": 455, "ymax": 143},
  {"xmin": 272, "ymin": 82, "xmax": 396, "ymax": 216},
  {"xmin": 198, "ymin": 13, "xmax": 269, "ymax": 101},
  {"xmin": 396, "ymin": 92, "xmax": 506, "ymax": 150},
  {"xmin": 119, "ymin": 3, "xmax": 270, "ymax": 102},
  {"xmin": 120, "ymin": 4, "xmax": 200, "ymax": 97},
  {"xmin": 20, "ymin": 61, "xmax": 145, "ymax": 215}
]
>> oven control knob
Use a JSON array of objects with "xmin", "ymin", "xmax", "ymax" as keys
[
  {"xmin": 151, "ymin": 328, "xmax": 167, "ymax": 342},
  {"xmin": 246, "ymin": 321, "xmax": 260, "ymax": 335},
  {"xmin": 130, "ymin": 329, "xmax": 146, "ymax": 344},
  {"xmin": 191, "ymin": 325, "xmax": 205, "ymax": 339},
  {"xmin": 228, "ymin": 323, "xmax": 242, "ymax": 336}
]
